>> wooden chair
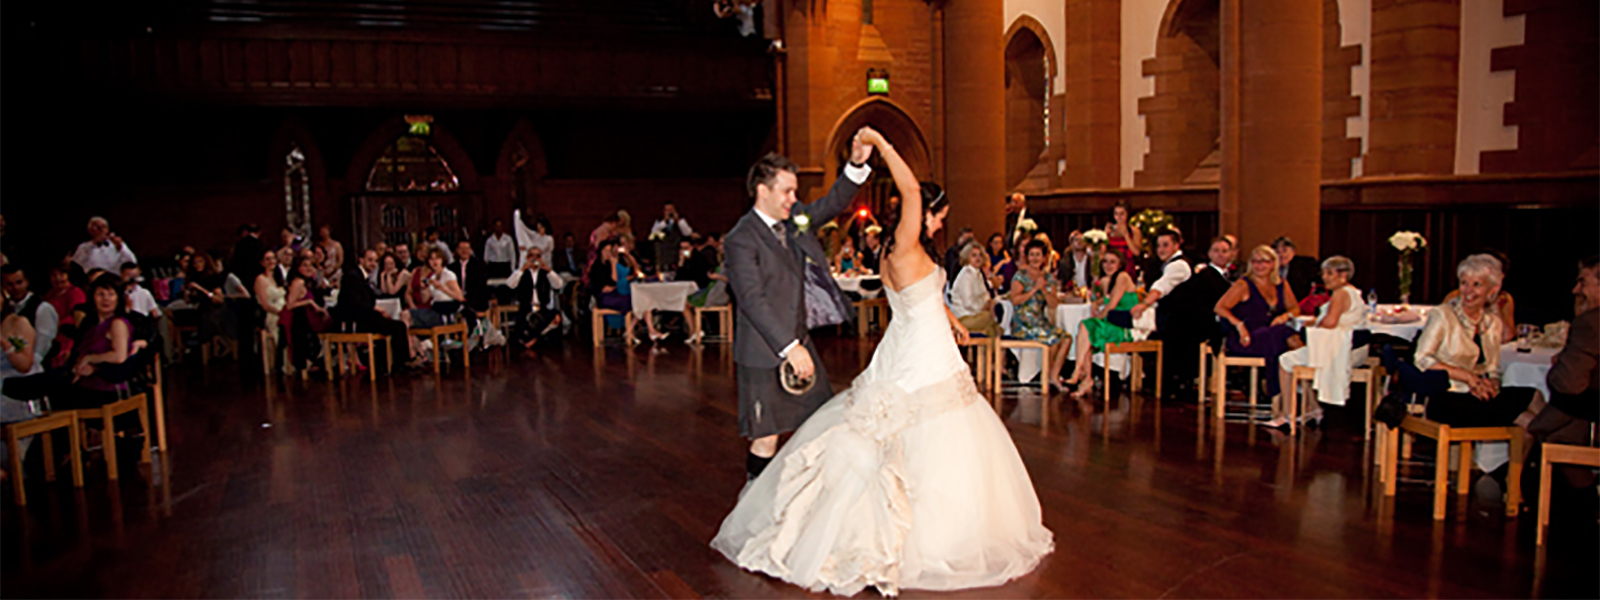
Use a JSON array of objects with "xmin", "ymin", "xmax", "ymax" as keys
[
  {"xmin": 146, "ymin": 353, "xmax": 169, "ymax": 453},
  {"xmin": 1379, "ymin": 415, "xmax": 1523, "ymax": 520},
  {"xmin": 69, "ymin": 393, "xmax": 152, "ymax": 481},
  {"xmin": 591, "ymin": 308, "xmax": 638, "ymax": 347},
  {"xmin": 409, "ymin": 322, "xmax": 470, "ymax": 374},
  {"xmin": 853, "ymin": 298, "xmax": 890, "ymax": 338},
  {"xmin": 5, "ymin": 412, "xmax": 84, "ymax": 505},
  {"xmin": 488, "ymin": 304, "xmax": 520, "ymax": 333},
  {"xmin": 1104, "ymin": 340, "xmax": 1163, "ymax": 406},
  {"xmin": 956, "ymin": 334, "xmax": 996, "ymax": 393},
  {"xmin": 258, "ymin": 327, "xmax": 278, "ymax": 376},
  {"xmin": 165, "ymin": 307, "xmax": 202, "ymax": 365},
  {"xmin": 1537, "ymin": 443, "xmax": 1600, "ymax": 545},
  {"xmin": 319, "ymin": 332, "xmax": 392, "ymax": 381},
  {"xmin": 692, "ymin": 304, "xmax": 734, "ymax": 344},
  {"xmin": 1287, "ymin": 360, "xmax": 1384, "ymax": 437},
  {"xmin": 1201, "ymin": 342, "xmax": 1267, "ymax": 421}
]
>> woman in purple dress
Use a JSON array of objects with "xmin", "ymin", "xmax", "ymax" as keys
[{"xmin": 1215, "ymin": 245, "xmax": 1301, "ymax": 428}]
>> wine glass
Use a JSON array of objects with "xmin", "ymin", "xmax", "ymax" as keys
[{"xmin": 1516, "ymin": 324, "xmax": 1536, "ymax": 353}]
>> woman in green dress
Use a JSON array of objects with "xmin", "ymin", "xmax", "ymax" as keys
[
  {"xmin": 1064, "ymin": 249, "xmax": 1138, "ymax": 397},
  {"xmin": 1008, "ymin": 239, "xmax": 1073, "ymax": 392}
]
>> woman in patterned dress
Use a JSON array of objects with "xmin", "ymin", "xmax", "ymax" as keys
[{"xmin": 1008, "ymin": 239, "xmax": 1073, "ymax": 392}]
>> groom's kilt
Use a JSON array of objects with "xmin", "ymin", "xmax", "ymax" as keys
[{"xmin": 737, "ymin": 346, "xmax": 832, "ymax": 439}]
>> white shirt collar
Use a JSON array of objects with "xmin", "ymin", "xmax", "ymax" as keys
[{"xmin": 753, "ymin": 207, "xmax": 782, "ymax": 228}]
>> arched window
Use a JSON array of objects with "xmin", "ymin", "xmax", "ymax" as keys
[
  {"xmin": 284, "ymin": 145, "xmax": 312, "ymax": 240},
  {"xmin": 365, "ymin": 135, "xmax": 460, "ymax": 193}
]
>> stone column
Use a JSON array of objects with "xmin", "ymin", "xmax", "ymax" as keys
[
  {"xmin": 941, "ymin": 0, "xmax": 1006, "ymax": 239},
  {"xmin": 1220, "ymin": 0, "xmax": 1323, "ymax": 253}
]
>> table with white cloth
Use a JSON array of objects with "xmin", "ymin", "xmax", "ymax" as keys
[
  {"xmin": 1471, "ymin": 343, "xmax": 1558, "ymax": 472},
  {"xmin": 833, "ymin": 274, "xmax": 882, "ymax": 299},
  {"xmin": 999, "ymin": 300, "xmax": 1130, "ymax": 384},
  {"xmin": 629, "ymin": 281, "xmax": 700, "ymax": 317},
  {"xmin": 1361, "ymin": 304, "xmax": 1434, "ymax": 341}
]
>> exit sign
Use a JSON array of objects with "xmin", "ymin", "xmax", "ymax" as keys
[{"xmin": 867, "ymin": 68, "xmax": 889, "ymax": 95}]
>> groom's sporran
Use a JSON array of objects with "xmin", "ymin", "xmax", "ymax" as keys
[{"xmin": 780, "ymin": 355, "xmax": 815, "ymax": 395}]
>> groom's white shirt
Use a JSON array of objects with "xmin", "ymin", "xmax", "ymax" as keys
[{"xmin": 752, "ymin": 162, "xmax": 872, "ymax": 359}]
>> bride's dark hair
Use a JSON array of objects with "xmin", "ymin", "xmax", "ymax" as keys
[{"xmin": 880, "ymin": 181, "xmax": 949, "ymax": 264}]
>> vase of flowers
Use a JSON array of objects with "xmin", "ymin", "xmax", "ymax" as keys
[
  {"xmin": 1389, "ymin": 230, "xmax": 1427, "ymax": 306},
  {"xmin": 1081, "ymin": 228, "xmax": 1109, "ymax": 280}
]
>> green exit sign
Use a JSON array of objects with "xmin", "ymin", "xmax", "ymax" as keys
[{"xmin": 867, "ymin": 68, "xmax": 890, "ymax": 95}]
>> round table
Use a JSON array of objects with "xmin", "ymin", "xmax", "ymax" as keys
[
  {"xmin": 999, "ymin": 300, "xmax": 1129, "ymax": 383},
  {"xmin": 1362, "ymin": 304, "xmax": 1433, "ymax": 341},
  {"xmin": 1475, "ymin": 342, "xmax": 1558, "ymax": 472},
  {"xmin": 629, "ymin": 281, "xmax": 700, "ymax": 317},
  {"xmin": 833, "ymin": 274, "xmax": 882, "ymax": 298}
]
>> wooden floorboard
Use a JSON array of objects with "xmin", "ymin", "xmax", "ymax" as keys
[{"xmin": 3, "ymin": 335, "xmax": 1596, "ymax": 598}]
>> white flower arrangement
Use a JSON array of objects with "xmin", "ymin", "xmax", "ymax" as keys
[
  {"xmin": 1080, "ymin": 229, "xmax": 1109, "ymax": 247},
  {"xmin": 1017, "ymin": 218, "xmax": 1038, "ymax": 233},
  {"xmin": 1389, "ymin": 231, "xmax": 1427, "ymax": 253}
]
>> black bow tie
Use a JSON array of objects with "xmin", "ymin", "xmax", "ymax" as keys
[{"xmin": 96, "ymin": 240, "xmax": 111, "ymax": 248}]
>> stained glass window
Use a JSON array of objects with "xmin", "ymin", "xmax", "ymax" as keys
[{"xmin": 365, "ymin": 135, "xmax": 460, "ymax": 193}]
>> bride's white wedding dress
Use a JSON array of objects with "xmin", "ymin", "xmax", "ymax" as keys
[{"xmin": 713, "ymin": 269, "xmax": 1054, "ymax": 596}]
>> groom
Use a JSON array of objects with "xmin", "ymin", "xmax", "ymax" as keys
[{"xmin": 726, "ymin": 132, "xmax": 875, "ymax": 479}]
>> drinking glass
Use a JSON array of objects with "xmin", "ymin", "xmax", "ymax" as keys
[{"xmin": 1517, "ymin": 324, "xmax": 1536, "ymax": 353}]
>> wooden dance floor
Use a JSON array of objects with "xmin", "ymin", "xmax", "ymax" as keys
[{"xmin": 3, "ymin": 335, "xmax": 1596, "ymax": 598}]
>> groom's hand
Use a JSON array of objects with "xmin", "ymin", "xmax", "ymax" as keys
[
  {"xmin": 788, "ymin": 345, "xmax": 815, "ymax": 380},
  {"xmin": 850, "ymin": 128, "xmax": 876, "ymax": 165}
]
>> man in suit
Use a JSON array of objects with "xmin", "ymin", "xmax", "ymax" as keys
[
  {"xmin": 1273, "ymin": 236, "xmax": 1320, "ymax": 301},
  {"xmin": 449, "ymin": 240, "xmax": 490, "ymax": 313},
  {"xmin": 1155, "ymin": 236, "xmax": 1236, "ymax": 398},
  {"xmin": 1056, "ymin": 230, "xmax": 1092, "ymax": 292},
  {"xmin": 726, "ymin": 132, "xmax": 874, "ymax": 479},
  {"xmin": 942, "ymin": 227, "xmax": 975, "ymax": 285},
  {"xmin": 554, "ymin": 233, "xmax": 584, "ymax": 276},
  {"xmin": 1525, "ymin": 256, "xmax": 1599, "ymax": 494},
  {"xmin": 330, "ymin": 257, "xmax": 410, "ymax": 374}
]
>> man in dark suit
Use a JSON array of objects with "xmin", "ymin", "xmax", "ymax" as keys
[
  {"xmin": 554, "ymin": 233, "xmax": 584, "ymax": 276},
  {"xmin": 942, "ymin": 227, "xmax": 975, "ymax": 284},
  {"xmin": 1526, "ymin": 256, "xmax": 1599, "ymax": 494},
  {"xmin": 1003, "ymin": 192, "xmax": 1029, "ymax": 247},
  {"xmin": 449, "ymin": 240, "xmax": 490, "ymax": 313},
  {"xmin": 330, "ymin": 258, "xmax": 410, "ymax": 374},
  {"xmin": 229, "ymin": 223, "xmax": 268, "ymax": 382},
  {"xmin": 726, "ymin": 133, "xmax": 873, "ymax": 479},
  {"xmin": 1273, "ymin": 236, "xmax": 1320, "ymax": 301},
  {"xmin": 1055, "ymin": 230, "xmax": 1093, "ymax": 292},
  {"xmin": 1154, "ymin": 236, "xmax": 1236, "ymax": 398}
]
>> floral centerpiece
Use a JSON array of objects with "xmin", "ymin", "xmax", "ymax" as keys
[
  {"xmin": 1016, "ymin": 218, "xmax": 1038, "ymax": 237},
  {"xmin": 1389, "ymin": 230, "xmax": 1427, "ymax": 305},
  {"xmin": 1081, "ymin": 228, "xmax": 1109, "ymax": 282}
]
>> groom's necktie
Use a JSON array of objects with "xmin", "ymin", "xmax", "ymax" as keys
[{"xmin": 771, "ymin": 222, "xmax": 788, "ymax": 249}]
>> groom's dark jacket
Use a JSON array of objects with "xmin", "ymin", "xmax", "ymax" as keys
[{"xmin": 726, "ymin": 172, "xmax": 861, "ymax": 369}]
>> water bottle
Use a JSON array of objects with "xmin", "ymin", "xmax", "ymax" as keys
[{"xmin": 1365, "ymin": 288, "xmax": 1379, "ymax": 314}]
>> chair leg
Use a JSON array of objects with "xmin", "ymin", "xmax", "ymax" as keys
[
  {"xmin": 1383, "ymin": 425, "xmax": 1400, "ymax": 495},
  {"xmin": 1364, "ymin": 374, "xmax": 1375, "ymax": 442},
  {"xmin": 1433, "ymin": 433, "xmax": 1451, "ymax": 519},
  {"xmin": 7, "ymin": 429, "xmax": 25, "ymax": 505},
  {"xmin": 461, "ymin": 332, "xmax": 471, "ymax": 368},
  {"xmin": 1507, "ymin": 432, "xmax": 1525, "ymax": 517},
  {"xmin": 102, "ymin": 413, "xmax": 119, "ymax": 481},
  {"xmin": 138, "ymin": 404, "xmax": 152, "ymax": 464},
  {"xmin": 1131, "ymin": 353, "xmax": 1143, "ymax": 393},
  {"xmin": 592, "ymin": 312, "xmax": 604, "ymax": 347},
  {"xmin": 1197, "ymin": 346, "xmax": 1208, "ymax": 411},
  {"xmin": 324, "ymin": 340, "xmax": 337, "ymax": 381},
  {"xmin": 1456, "ymin": 442, "xmax": 1474, "ymax": 496},
  {"xmin": 1103, "ymin": 353, "xmax": 1112, "ymax": 407},
  {"xmin": 1248, "ymin": 367, "xmax": 1259, "ymax": 420},
  {"xmin": 1154, "ymin": 348, "xmax": 1164, "ymax": 401},
  {"xmin": 1039, "ymin": 347, "xmax": 1049, "ymax": 396},
  {"xmin": 67, "ymin": 420, "xmax": 83, "ymax": 487},
  {"xmin": 368, "ymin": 342, "xmax": 378, "ymax": 382},
  {"xmin": 1537, "ymin": 450, "xmax": 1553, "ymax": 545},
  {"xmin": 40, "ymin": 429, "xmax": 57, "ymax": 482},
  {"xmin": 153, "ymin": 383, "xmax": 168, "ymax": 453}
]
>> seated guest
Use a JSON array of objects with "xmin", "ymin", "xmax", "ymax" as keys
[
  {"xmin": 943, "ymin": 227, "xmax": 976, "ymax": 283},
  {"xmin": 1272, "ymin": 236, "xmax": 1320, "ymax": 301},
  {"xmin": 310, "ymin": 245, "xmax": 335, "ymax": 289},
  {"xmin": 253, "ymin": 250, "xmax": 287, "ymax": 368},
  {"xmin": 394, "ymin": 243, "xmax": 420, "ymax": 271},
  {"xmin": 330, "ymin": 257, "xmax": 411, "ymax": 374},
  {"xmin": 1413, "ymin": 254, "xmax": 1540, "ymax": 430},
  {"xmin": 72, "ymin": 216, "xmax": 138, "ymax": 275},
  {"xmin": 279, "ymin": 225, "xmax": 305, "ymax": 253},
  {"xmin": 408, "ymin": 250, "xmax": 466, "ymax": 329},
  {"xmin": 377, "ymin": 253, "xmax": 410, "ymax": 300},
  {"xmin": 860, "ymin": 226, "xmax": 884, "ymax": 274},
  {"xmin": 507, "ymin": 247, "xmax": 565, "ymax": 349},
  {"xmin": 184, "ymin": 252, "xmax": 233, "ymax": 348},
  {"xmin": 1443, "ymin": 249, "xmax": 1516, "ymax": 335},
  {"xmin": 1277, "ymin": 256, "xmax": 1368, "ymax": 428},
  {"xmin": 1156, "ymin": 236, "xmax": 1236, "ymax": 396},
  {"xmin": 423, "ymin": 227, "xmax": 454, "ymax": 264},
  {"xmin": 685, "ymin": 254, "xmax": 730, "ymax": 344},
  {"xmin": 355, "ymin": 249, "xmax": 381, "ymax": 293},
  {"xmin": 1033, "ymin": 232, "xmax": 1061, "ymax": 272},
  {"xmin": 1130, "ymin": 228, "xmax": 1190, "ymax": 326},
  {"xmin": 1009, "ymin": 239, "xmax": 1073, "ymax": 392},
  {"xmin": 677, "ymin": 237, "xmax": 714, "ymax": 289},
  {"xmin": 120, "ymin": 262, "xmax": 161, "ymax": 319},
  {"xmin": 1215, "ymin": 245, "xmax": 1302, "ymax": 420},
  {"xmin": 44, "ymin": 265, "xmax": 83, "ymax": 366},
  {"xmin": 554, "ymin": 232, "xmax": 583, "ymax": 277},
  {"xmin": 1526, "ymin": 256, "xmax": 1599, "ymax": 493},
  {"xmin": 949, "ymin": 242, "xmax": 999, "ymax": 339},
  {"xmin": 3, "ymin": 265, "xmax": 59, "ymax": 370},
  {"xmin": 449, "ymin": 240, "xmax": 489, "ymax": 314},
  {"xmin": 1064, "ymin": 250, "xmax": 1138, "ymax": 397},
  {"xmin": 997, "ymin": 236, "xmax": 1029, "ymax": 291},
  {"xmin": 316, "ymin": 225, "xmax": 344, "ymax": 284},
  {"xmin": 1056, "ymin": 231, "xmax": 1092, "ymax": 293},
  {"xmin": 3, "ymin": 275, "xmax": 146, "ymax": 416},
  {"xmin": 281, "ymin": 256, "xmax": 330, "ymax": 373},
  {"xmin": 2, "ymin": 300, "xmax": 43, "ymax": 455},
  {"xmin": 832, "ymin": 236, "xmax": 862, "ymax": 275},
  {"xmin": 483, "ymin": 218, "xmax": 517, "ymax": 279},
  {"xmin": 986, "ymin": 232, "xmax": 1008, "ymax": 268},
  {"xmin": 588, "ymin": 239, "xmax": 635, "ymax": 326}
]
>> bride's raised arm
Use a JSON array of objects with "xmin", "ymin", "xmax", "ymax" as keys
[{"xmin": 857, "ymin": 128, "xmax": 921, "ymax": 262}]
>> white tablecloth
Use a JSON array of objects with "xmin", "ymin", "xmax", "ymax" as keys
[
  {"xmin": 629, "ymin": 281, "xmax": 699, "ymax": 317},
  {"xmin": 1475, "ymin": 342, "xmax": 1557, "ymax": 472},
  {"xmin": 1362, "ymin": 304, "xmax": 1433, "ymax": 341},
  {"xmin": 1000, "ymin": 300, "xmax": 1129, "ymax": 383},
  {"xmin": 834, "ymin": 274, "xmax": 882, "ymax": 298}
]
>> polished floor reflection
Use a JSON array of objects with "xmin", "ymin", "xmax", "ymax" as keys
[{"xmin": 3, "ymin": 335, "xmax": 1596, "ymax": 598}]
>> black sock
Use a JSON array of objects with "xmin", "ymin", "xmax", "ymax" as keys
[{"xmin": 747, "ymin": 452, "xmax": 773, "ymax": 478}]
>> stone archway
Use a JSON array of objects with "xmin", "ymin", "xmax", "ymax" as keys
[
  {"xmin": 1004, "ymin": 23, "xmax": 1052, "ymax": 189},
  {"xmin": 1137, "ymin": 0, "xmax": 1222, "ymax": 187},
  {"xmin": 822, "ymin": 98, "xmax": 933, "ymax": 237}
]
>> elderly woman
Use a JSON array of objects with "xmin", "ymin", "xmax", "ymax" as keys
[
  {"xmin": 1010, "ymin": 239, "xmax": 1074, "ymax": 392},
  {"xmin": 948, "ymin": 242, "xmax": 999, "ymax": 339},
  {"xmin": 1215, "ymin": 245, "xmax": 1301, "ymax": 424},
  {"xmin": 1442, "ymin": 250, "xmax": 1516, "ymax": 335},
  {"xmin": 1413, "ymin": 254, "xmax": 1541, "ymax": 428},
  {"xmin": 1276, "ymin": 256, "xmax": 1367, "ymax": 428}
]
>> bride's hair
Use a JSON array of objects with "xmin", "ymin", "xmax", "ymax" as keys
[{"xmin": 880, "ymin": 182, "xmax": 949, "ymax": 265}]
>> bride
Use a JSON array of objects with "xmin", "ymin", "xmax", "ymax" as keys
[{"xmin": 712, "ymin": 128, "xmax": 1054, "ymax": 596}]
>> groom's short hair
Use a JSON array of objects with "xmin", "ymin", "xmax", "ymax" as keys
[{"xmin": 747, "ymin": 153, "xmax": 799, "ymax": 198}]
